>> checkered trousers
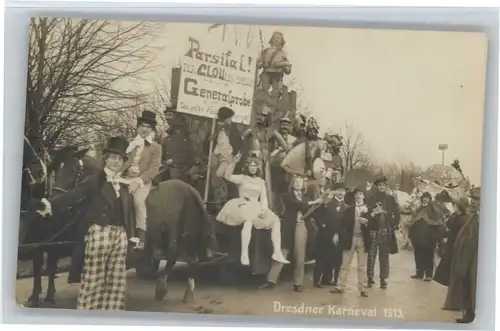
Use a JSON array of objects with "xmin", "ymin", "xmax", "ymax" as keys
[
  {"xmin": 77, "ymin": 224, "xmax": 128, "ymax": 310},
  {"xmin": 367, "ymin": 228, "xmax": 390, "ymax": 280}
]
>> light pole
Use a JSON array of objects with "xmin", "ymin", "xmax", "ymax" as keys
[{"xmin": 438, "ymin": 144, "xmax": 448, "ymax": 165}]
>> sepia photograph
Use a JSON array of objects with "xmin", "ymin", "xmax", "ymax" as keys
[{"xmin": 17, "ymin": 18, "xmax": 487, "ymax": 324}]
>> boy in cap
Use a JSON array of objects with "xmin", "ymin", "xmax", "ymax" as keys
[
  {"xmin": 332, "ymin": 186, "xmax": 371, "ymax": 297},
  {"xmin": 365, "ymin": 176, "xmax": 401, "ymax": 289},
  {"xmin": 49, "ymin": 136, "xmax": 136, "ymax": 310},
  {"xmin": 313, "ymin": 182, "xmax": 346, "ymax": 287},
  {"xmin": 122, "ymin": 110, "xmax": 162, "ymax": 250}
]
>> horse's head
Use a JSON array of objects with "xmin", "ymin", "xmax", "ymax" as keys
[
  {"xmin": 52, "ymin": 146, "xmax": 90, "ymax": 192},
  {"xmin": 22, "ymin": 137, "xmax": 48, "ymax": 187}
]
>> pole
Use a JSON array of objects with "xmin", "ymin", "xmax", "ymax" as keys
[
  {"xmin": 203, "ymin": 118, "xmax": 217, "ymax": 203},
  {"xmin": 202, "ymin": 24, "xmax": 227, "ymax": 204},
  {"xmin": 441, "ymin": 150, "xmax": 445, "ymax": 165}
]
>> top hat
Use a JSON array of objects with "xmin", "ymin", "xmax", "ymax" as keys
[
  {"xmin": 333, "ymin": 182, "xmax": 346, "ymax": 191},
  {"xmin": 374, "ymin": 176, "xmax": 388, "ymax": 186},
  {"xmin": 103, "ymin": 136, "xmax": 129, "ymax": 159},
  {"xmin": 217, "ymin": 107, "xmax": 235, "ymax": 121},
  {"xmin": 138, "ymin": 110, "xmax": 157, "ymax": 127},
  {"xmin": 421, "ymin": 191, "xmax": 432, "ymax": 201},
  {"xmin": 353, "ymin": 185, "xmax": 367, "ymax": 195}
]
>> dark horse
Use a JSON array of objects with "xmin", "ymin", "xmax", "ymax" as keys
[
  {"xmin": 18, "ymin": 145, "xmax": 96, "ymax": 307},
  {"xmin": 43, "ymin": 150, "xmax": 224, "ymax": 304}
]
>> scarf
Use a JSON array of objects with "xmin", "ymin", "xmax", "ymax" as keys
[
  {"xmin": 104, "ymin": 167, "xmax": 125, "ymax": 197},
  {"xmin": 409, "ymin": 201, "xmax": 447, "ymax": 226},
  {"xmin": 126, "ymin": 133, "xmax": 154, "ymax": 154}
]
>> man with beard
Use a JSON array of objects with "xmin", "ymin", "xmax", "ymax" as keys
[
  {"xmin": 365, "ymin": 176, "xmax": 401, "ymax": 289},
  {"xmin": 160, "ymin": 108, "xmax": 195, "ymax": 183},
  {"xmin": 451, "ymin": 187, "xmax": 480, "ymax": 323}
]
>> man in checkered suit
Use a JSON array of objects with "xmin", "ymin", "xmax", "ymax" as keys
[
  {"xmin": 50, "ymin": 136, "xmax": 136, "ymax": 310},
  {"xmin": 365, "ymin": 176, "xmax": 401, "ymax": 289}
]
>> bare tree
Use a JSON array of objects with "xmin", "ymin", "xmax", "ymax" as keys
[
  {"xmin": 26, "ymin": 18, "xmax": 160, "ymax": 150},
  {"xmin": 339, "ymin": 122, "xmax": 372, "ymax": 172}
]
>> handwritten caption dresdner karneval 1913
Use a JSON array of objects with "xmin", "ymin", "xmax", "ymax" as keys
[
  {"xmin": 177, "ymin": 36, "xmax": 257, "ymax": 125},
  {"xmin": 273, "ymin": 301, "xmax": 405, "ymax": 319}
]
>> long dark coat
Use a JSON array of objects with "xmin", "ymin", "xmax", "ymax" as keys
[
  {"xmin": 281, "ymin": 192, "xmax": 317, "ymax": 259},
  {"xmin": 313, "ymin": 198, "xmax": 345, "ymax": 259},
  {"xmin": 337, "ymin": 205, "xmax": 371, "ymax": 252},
  {"xmin": 434, "ymin": 212, "xmax": 468, "ymax": 286},
  {"xmin": 366, "ymin": 191, "xmax": 400, "ymax": 254},
  {"xmin": 47, "ymin": 172, "xmax": 136, "ymax": 284},
  {"xmin": 451, "ymin": 213, "xmax": 479, "ymax": 313}
]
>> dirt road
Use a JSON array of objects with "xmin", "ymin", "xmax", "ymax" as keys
[{"xmin": 15, "ymin": 249, "xmax": 458, "ymax": 324}]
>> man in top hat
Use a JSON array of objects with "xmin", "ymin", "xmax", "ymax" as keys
[
  {"xmin": 121, "ymin": 110, "xmax": 161, "ymax": 250},
  {"xmin": 332, "ymin": 185, "xmax": 371, "ymax": 297},
  {"xmin": 161, "ymin": 107, "xmax": 196, "ymax": 182},
  {"xmin": 203, "ymin": 106, "xmax": 243, "ymax": 202},
  {"xmin": 49, "ymin": 136, "xmax": 136, "ymax": 310},
  {"xmin": 451, "ymin": 187, "xmax": 480, "ymax": 323},
  {"xmin": 365, "ymin": 176, "xmax": 401, "ymax": 289},
  {"xmin": 312, "ymin": 181, "xmax": 347, "ymax": 287}
]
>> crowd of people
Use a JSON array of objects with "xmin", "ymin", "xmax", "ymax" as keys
[{"xmin": 42, "ymin": 103, "xmax": 479, "ymax": 325}]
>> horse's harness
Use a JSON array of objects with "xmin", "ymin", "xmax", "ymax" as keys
[{"xmin": 20, "ymin": 158, "xmax": 85, "ymax": 252}]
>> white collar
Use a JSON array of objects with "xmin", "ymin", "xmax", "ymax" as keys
[
  {"xmin": 134, "ymin": 133, "xmax": 154, "ymax": 144},
  {"xmin": 104, "ymin": 167, "xmax": 121, "ymax": 178}
]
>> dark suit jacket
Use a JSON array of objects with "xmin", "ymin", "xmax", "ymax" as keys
[
  {"xmin": 49, "ymin": 172, "xmax": 136, "ymax": 283},
  {"xmin": 315, "ymin": 198, "xmax": 346, "ymax": 237},
  {"xmin": 338, "ymin": 205, "xmax": 371, "ymax": 252},
  {"xmin": 203, "ymin": 123, "xmax": 242, "ymax": 157}
]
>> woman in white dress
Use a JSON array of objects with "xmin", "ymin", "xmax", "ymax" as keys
[{"xmin": 216, "ymin": 153, "xmax": 290, "ymax": 266}]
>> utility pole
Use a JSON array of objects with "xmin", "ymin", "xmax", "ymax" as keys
[{"xmin": 438, "ymin": 144, "xmax": 448, "ymax": 166}]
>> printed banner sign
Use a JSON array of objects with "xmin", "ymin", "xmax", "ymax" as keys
[{"xmin": 177, "ymin": 36, "xmax": 257, "ymax": 125}]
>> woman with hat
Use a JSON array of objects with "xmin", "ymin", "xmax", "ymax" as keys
[
  {"xmin": 433, "ymin": 196, "xmax": 470, "ymax": 311},
  {"xmin": 49, "ymin": 136, "xmax": 136, "ymax": 310},
  {"xmin": 332, "ymin": 186, "xmax": 371, "ymax": 297},
  {"xmin": 215, "ymin": 153, "xmax": 290, "ymax": 266},
  {"xmin": 260, "ymin": 174, "xmax": 324, "ymax": 292},
  {"xmin": 121, "ymin": 110, "xmax": 161, "ymax": 250},
  {"xmin": 408, "ymin": 191, "xmax": 448, "ymax": 281},
  {"xmin": 451, "ymin": 187, "xmax": 480, "ymax": 323}
]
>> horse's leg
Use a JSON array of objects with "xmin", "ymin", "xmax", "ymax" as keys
[
  {"xmin": 26, "ymin": 251, "xmax": 43, "ymax": 307},
  {"xmin": 183, "ymin": 262, "xmax": 198, "ymax": 303},
  {"xmin": 44, "ymin": 252, "xmax": 58, "ymax": 304},
  {"xmin": 155, "ymin": 242, "xmax": 178, "ymax": 301}
]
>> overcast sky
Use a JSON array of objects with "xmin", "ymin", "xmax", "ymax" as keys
[{"xmin": 126, "ymin": 22, "xmax": 487, "ymax": 185}]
